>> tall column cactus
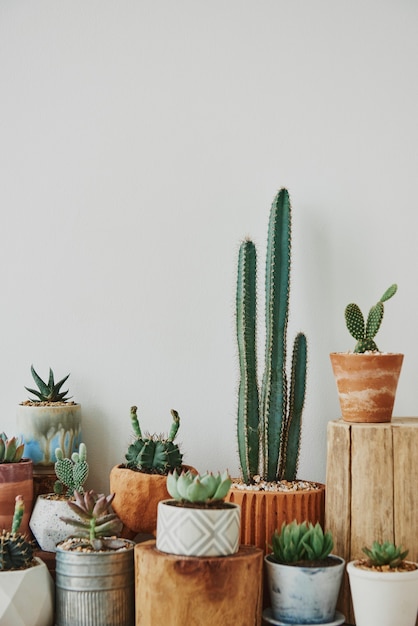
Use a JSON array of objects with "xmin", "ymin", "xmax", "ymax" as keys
[{"xmin": 236, "ymin": 188, "xmax": 307, "ymax": 483}]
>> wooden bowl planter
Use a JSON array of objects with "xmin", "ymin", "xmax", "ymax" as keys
[
  {"xmin": 226, "ymin": 482, "xmax": 326, "ymax": 555},
  {"xmin": 135, "ymin": 540, "xmax": 263, "ymax": 626},
  {"xmin": 347, "ymin": 560, "xmax": 418, "ymax": 626},
  {"xmin": 55, "ymin": 539, "xmax": 135, "ymax": 626},
  {"xmin": 109, "ymin": 464, "xmax": 196, "ymax": 536},
  {"xmin": 264, "ymin": 553, "xmax": 345, "ymax": 625},
  {"xmin": 0, "ymin": 557, "xmax": 54, "ymax": 626},
  {"xmin": 156, "ymin": 499, "xmax": 240, "ymax": 557},
  {"xmin": 330, "ymin": 352, "xmax": 404, "ymax": 423},
  {"xmin": 17, "ymin": 403, "xmax": 82, "ymax": 466},
  {"xmin": 0, "ymin": 458, "xmax": 33, "ymax": 534}
]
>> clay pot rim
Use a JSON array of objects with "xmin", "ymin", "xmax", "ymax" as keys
[
  {"xmin": 330, "ymin": 351, "xmax": 404, "ymax": 357},
  {"xmin": 347, "ymin": 559, "xmax": 418, "ymax": 578}
]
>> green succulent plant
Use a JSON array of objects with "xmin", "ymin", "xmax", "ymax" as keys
[
  {"xmin": 345, "ymin": 284, "xmax": 397, "ymax": 353},
  {"xmin": 54, "ymin": 443, "xmax": 89, "ymax": 497},
  {"xmin": 0, "ymin": 433, "xmax": 24, "ymax": 463},
  {"xmin": 167, "ymin": 469, "xmax": 232, "ymax": 504},
  {"xmin": 270, "ymin": 520, "xmax": 334, "ymax": 564},
  {"xmin": 236, "ymin": 188, "xmax": 307, "ymax": 483},
  {"xmin": 0, "ymin": 495, "xmax": 34, "ymax": 570},
  {"xmin": 60, "ymin": 490, "xmax": 124, "ymax": 550},
  {"xmin": 362, "ymin": 540, "xmax": 408, "ymax": 568},
  {"xmin": 25, "ymin": 365, "xmax": 72, "ymax": 402},
  {"xmin": 125, "ymin": 405, "xmax": 183, "ymax": 474}
]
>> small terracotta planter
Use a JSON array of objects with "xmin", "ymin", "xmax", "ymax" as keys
[
  {"xmin": 330, "ymin": 352, "xmax": 404, "ymax": 423},
  {"xmin": 110, "ymin": 464, "xmax": 197, "ymax": 535},
  {"xmin": 0, "ymin": 458, "xmax": 33, "ymax": 533},
  {"xmin": 226, "ymin": 482, "xmax": 325, "ymax": 555}
]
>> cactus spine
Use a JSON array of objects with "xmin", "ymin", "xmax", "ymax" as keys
[{"xmin": 236, "ymin": 188, "xmax": 307, "ymax": 483}]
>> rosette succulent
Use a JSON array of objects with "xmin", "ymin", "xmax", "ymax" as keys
[
  {"xmin": 0, "ymin": 433, "xmax": 24, "ymax": 463},
  {"xmin": 362, "ymin": 540, "xmax": 409, "ymax": 568},
  {"xmin": 271, "ymin": 520, "xmax": 334, "ymax": 564},
  {"xmin": 167, "ymin": 469, "xmax": 232, "ymax": 504}
]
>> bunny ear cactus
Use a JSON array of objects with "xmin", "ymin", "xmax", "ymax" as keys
[
  {"xmin": 125, "ymin": 406, "xmax": 183, "ymax": 474},
  {"xmin": 236, "ymin": 188, "xmax": 308, "ymax": 483},
  {"xmin": 54, "ymin": 442, "xmax": 89, "ymax": 496},
  {"xmin": 345, "ymin": 284, "xmax": 397, "ymax": 353}
]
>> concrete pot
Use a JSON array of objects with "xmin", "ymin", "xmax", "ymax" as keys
[
  {"xmin": 156, "ymin": 499, "xmax": 240, "ymax": 557},
  {"xmin": 264, "ymin": 553, "xmax": 345, "ymax": 624},
  {"xmin": 17, "ymin": 403, "xmax": 82, "ymax": 466},
  {"xmin": 347, "ymin": 560, "xmax": 418, "ymax": 626},
  {"xmin": 0, "ymin": 557, "xmax": 54, "ymax": 626},
  {"xmin": 330, "ymin": 352, "xmax": 403, "ymax": 423},
  {"xmin": 29, "ymin": 494, "xmax": 78, "ymax": 552}
]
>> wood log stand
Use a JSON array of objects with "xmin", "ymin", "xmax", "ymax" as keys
[
  {"xmin": 326, "ymin": 418, "xmax": 418, "ymax": 626},
  {"xmin": 135, "ymin": 541, "xmax": 263, "ymax": 626}
]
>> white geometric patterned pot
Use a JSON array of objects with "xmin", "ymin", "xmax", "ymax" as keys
[{"xmin": 156, "ymin": 499, "xmax": 241, "ymax": 557}]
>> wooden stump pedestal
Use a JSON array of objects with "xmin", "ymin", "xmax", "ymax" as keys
[
  {"xmin": 326, "ymin": 418, "xmax": 418, "ymax": 626},
  {"xmin": 135, "ymin": 541, "xmax": 263, "ymax": 626}
]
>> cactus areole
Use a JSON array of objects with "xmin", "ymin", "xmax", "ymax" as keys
[{"xmin": 236, "ymin": 188, "xmax": 308, "ymax": 484}]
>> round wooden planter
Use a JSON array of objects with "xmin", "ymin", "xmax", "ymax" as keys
[
  {"xmin": 226, "ymin": 483, "xmax": 325, "ymax": 555},
  {"xmin": 16, "ymin": 403, "xmax": 82, "ymax": 466},
  {"xmin": 330, "ymin": 352, "xmax": 404, "ymax": 423},
  {"xmin": 0, "ymin": 458, "xmax": 33, "ymax": 533}
]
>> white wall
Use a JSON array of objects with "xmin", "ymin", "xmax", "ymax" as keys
[{"xmin": 1, "ymin": 0, "xmax": 417, "ymax": 494}]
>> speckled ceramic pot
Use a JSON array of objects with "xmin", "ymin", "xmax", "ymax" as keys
[{"xmin": 29, "ymin": 494, "xmax": 78, "ymax": 552}]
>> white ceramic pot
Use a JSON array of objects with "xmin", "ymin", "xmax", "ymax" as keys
[
  {"xmin": 347, "ymin": 560, "xmax": 418, "ymax": 626},
  {"xmin": 156, "ymin": 499, "xmax": 241, "ymax": 557},
  {"xmin": 264, "ymin": 553, "xmax": 345, "ymax": 624},
  {"xmin": 29, "ymin": 494, "xmax": 78, "ymax": 552},
  {"xmin": 0, "ymin": 557, "xmax": 54, "ymax": 626}
]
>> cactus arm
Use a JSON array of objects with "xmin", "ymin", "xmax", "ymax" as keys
[
  {"xmin": 236, "ymin": 239, "xmax": 259, "ymax": 483},
  {"xmin": 168, "ymin": 410, "xmax": 180, "ymax": 442},
  {"xmin": 262, "ymin": 188, "xmax": 291, "ymax": 482},
  {"xmin": 380, "ymin": 284, "xmax": 397, "ymax": 302},
  {"xmin": 365, "ymin": 301, "xmax": 384, "ymax": 340},
  {"xmin": 130, "ymin": 406, "xmax": 142, "ymax": 438},
  {"xmin": 345, "ymin": 303, "xmax": 365, "ymax": 341},
  {"xmin": 280, "ymin": 333, "xmax": 307, "ymax": 480}
]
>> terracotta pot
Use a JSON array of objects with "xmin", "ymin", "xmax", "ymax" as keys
[
  {"xmin": 0, "ymin": 459, "xmax": 33, "ymax": 533},
  {"xmin": 226, "ymin": 482, "xmax": 325, "ymax": 555},
  {"xmin": 330, "ymin": 352, "xmax": 404, "ymax": 423},
  {"xmin": 110, "ymin": 464, "xmax": 197, "ymax": 535}
]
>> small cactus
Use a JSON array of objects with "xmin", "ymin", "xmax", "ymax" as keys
[
  {"xmin": 345, "ymin": 284, "xmax": 397, "ymax": 353},
  {"xmin": 0, "ymin": 496, "xmax": 34, "ymax": 570},
  {"xmin": 54, "ymin": 443, "xmax": 89, "ymax": 496},
  {"xmin": 0, "ymin": 433, "xmax": 24, "ymax": 463},
  {"xmin": 167, "ymin": 469, "xmax": 232, "ymax": 504},
  {"xmin": 60, "ymin": 490, "xmax": 123, "ymax": 550},
  {"xmin": 25, "ymin": 365, "xmax": 72, "ymax": 402},
  {"xmin": 362, "ymin": 540, "xmax": 408, "ymax": 568},
  {"xmin": 125, "ymin": 406, "xmax": 183, "ymax": 474},
  {"xmin": 271, "ymin": 520, "xmax": 334, "ymax": 564}
]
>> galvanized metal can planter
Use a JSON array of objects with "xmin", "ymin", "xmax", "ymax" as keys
[{"xmin": 55, "ymin": 540, "xmax": 135, "ymax": 626}]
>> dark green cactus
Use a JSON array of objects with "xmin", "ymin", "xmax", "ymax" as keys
[
  {"xmin": 125, "ymin": 406, "xmax": 183, "ymax": 474},
  {"xmin": 25, "ymin": 364, "xmax": 71, "ymax": 402},
  {"xmin": 54, "ymin": 442, "xmax": 89, "ymax": 496},
  {"xmin": 345, "ymin": 284, "xmax": 397, "ymax": 353},
  {"xmin": 236, "ymin": 188, "xmax": 307, "ymax": 483},
  {"xmin": 0, "ymin": 433, "xmax": 24, "ymax": 463},
  {"xmin": 0, "ymin": 496, "xmax": 34, "ymax": 570}
]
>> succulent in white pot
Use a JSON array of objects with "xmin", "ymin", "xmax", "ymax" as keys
[
  {"xmin": 347, "ymin": 540, "xmax": 418, "ymax": 626},
  {"xmin": 156, "ymin": 469, "xmax": 240, "ymax": 557},
  {"xmin": 264, "ymin": 520, "xmax": 345, "ymax": 625},
  {"xmin": 0, "ymin": 496, "xmax": 54, "ymax": 626}
]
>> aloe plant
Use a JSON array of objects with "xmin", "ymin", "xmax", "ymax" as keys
[
  {"xmin": 25, "ymin": 365, "xmax": 71, "ymax": 402},
  {"xmin": 236, "ymin": 188, "xmax": 307, "ymax": 483},
  {"xmin": 345, "ymin": 284, "xmax": 397, "ymax": 352},
  {"xmin": 271, "ymin": 520, "xmax": 334, "ymax": 564}
]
